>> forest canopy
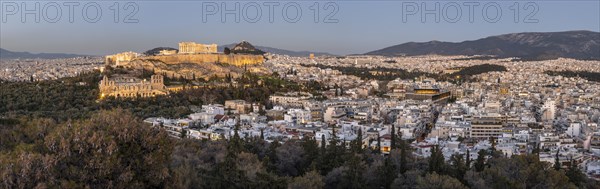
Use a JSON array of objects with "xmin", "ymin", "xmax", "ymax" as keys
[{"xmin": 1, "ymin": 109, "xmax": 597, "ymax": 188}]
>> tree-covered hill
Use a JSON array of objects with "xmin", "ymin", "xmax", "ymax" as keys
[
  {"xmin": 0, "ymin": 71, "xmax": 318, "ymax": 121},
  {"xmin": 545, "ymin": 70, "xmax": 600, "ymax": 82}
]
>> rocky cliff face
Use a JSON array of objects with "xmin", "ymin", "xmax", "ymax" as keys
[
  {"xmin": 139, "ymin": 53, "xmax": 264, "ymax": 67},
  {"xmin": 127, "ymin": 54, "xmax": 268, "ymax": 79}
]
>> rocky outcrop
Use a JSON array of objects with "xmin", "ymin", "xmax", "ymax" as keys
[
  {"xmin": 138, "ymin": 53, "xmax": 264, "ymax": 67},
  {"xmin": 127, "ymin": 57, "xmax": 268, "ymax": 80}
]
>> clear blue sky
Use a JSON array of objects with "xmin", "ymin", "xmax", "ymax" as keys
[{"xmin": 1, "ymin": 0, "xmax": 599, "ymax": 55}]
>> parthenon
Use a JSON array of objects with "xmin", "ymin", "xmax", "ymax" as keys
[{"xmin": 178, "ymin": 42, "xmax": 218, "ymax": 54}]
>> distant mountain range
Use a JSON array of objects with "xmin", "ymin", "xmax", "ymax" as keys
[
  {"xmin": 365, "ymin": 30, "xmax": 600, "ymax": 60},
  {"xmin": 5, "ymin": 30, "xmax": 598, "ymax": 60},
  {"xmin": 0, "ymin": 48, "xmax": 87, "ymax": 59},
  {"xmin": 219, "ymin": 43, "xmax": 335, "ymax": 57}
]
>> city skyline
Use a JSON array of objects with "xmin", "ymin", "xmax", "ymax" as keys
[{"xmin": 2, "ymin": 1, "xmax": 600, "ymax": 187}]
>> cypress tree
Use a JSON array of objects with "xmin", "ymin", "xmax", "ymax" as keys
[
  {"xmin": 327, "ymin": 126, "xmax": 343, "ymax": 170},
  {"xmin": 474, "ymin": 150, "xmax": 486, "ymax": 172},
  {"xmin": 554, "ymin": 149, "xmax": 561, "ymax": 171},
  {"xmin": 428, "ymin": 145, "xmax": 445, "ymax": 174},
  {"xmin": 465, "ymin": 149, "xmax": 471, "ymax": 168},
  {"xmin": 399, "ymin": 138, "xmax": 407, "ymax": 173},
  {"xmin": 376, "ymin": 133, "xmax": 381, "ymax": 154},
  {"xmin": 300, "ymin": 134, "xmax": 319, "ymax": 174},
  {"xmin": 352, "ymin": 128, "xmax": 363, "ymax": 153},
  {"xmin": 391, "ymin": 125, "xmax": 396, "ymax": 150},
  {"xmin": 383, "ymin": 156, "xmax": 396, "ymax": 189},
  {"xmin": 319, "ymin": 135, "xmax": 327, "ymax": 174},
  {"xmin": 260, "ymin": 129, "xmax": 265, "ymax": 140},
  {"xmin": 230, "ymin": 123, "xmax": 243, "ymax": 153},
  {"xmin": 265, "ymin": 139, "xmax": 280, "ymax": 172}
]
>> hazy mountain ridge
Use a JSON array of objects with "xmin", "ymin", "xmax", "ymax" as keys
[
  {"xmin": 365, "ymin": 31, "xmax": 600, "ymax": 60},
  {"xmin": 0, "ymin": 48, "xmax": 87, "ymax": 59},
  {"xmin": 143, "ymin": 47, "xmax": 178, "ymax": 56},
  {"xmin": 219, "ymin": 43, "xmax": 335, "ymax": 57}
]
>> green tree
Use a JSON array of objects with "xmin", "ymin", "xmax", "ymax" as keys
[
  {"xmin": 554, "ymin": 150, "xmax": 561, "ymax": 171},
  {"xmin": 391, "ymin": 125, "xmax": 396, "ymax": 150},
  {"xmin": 474, "ymin": 150, "xmax": 487, "ymax": 172},
  {"xmin": 399, "ymin": 138, "xmax": 408, "ymax": 174},
  {"xmin": 382, "ymin": 156, "xmax": 397, "ymax": 189},
  {"xmin": 264, "ymin": 139, "xmax": 280, "ymax": 173},
  {"xmin": 338, "ymin": 154, "xmax": 366, "ymax": 189},
  {"xmin": 180, "ymin": 128, "xmax": 187, "ymax": 139},
  {"xmin": 449, "ymin": 153, "xmax": 467, "ymax": 183},
  {"xmin": 415, "ymin": 173, "xmax": 468, "ymax": 189},
  {"xmin": 288, "ymin": 170, "xmax": 324, "ymax": 189},
  {"xmin": 230, "ymin": 123, "xmax": 244, "ymax": 154},
  {"xmin": 465, "ymin": 149, "xmax": 471, "ymax": 169},
  {"xmin": 428, "ymin": 145, "xmax": 445, "ymax": 174},
  {"xmin": 207, "ymin": 145, "xmax": 249, "ymax": 188},
  {"xmin": 351, "ymin": 128, "xmax": 363, "ymax": 153},
  {"xmin": 302, "ymin": 135, "xmax": 319, "ymax": 172},
  {"xmin": 376, "ymin": 133, "xmax": 382, "ymax": 154},
  {"xmin": 565, "ymin": 158, "xmax": 586, "ymax": 187},
  {"xmin": 1, "ymin": 110, "xmax": 174, "ymax": 188},
  {"xmin": 318, "ymin": 135, "xmax": 328, "ymax": 174}
]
